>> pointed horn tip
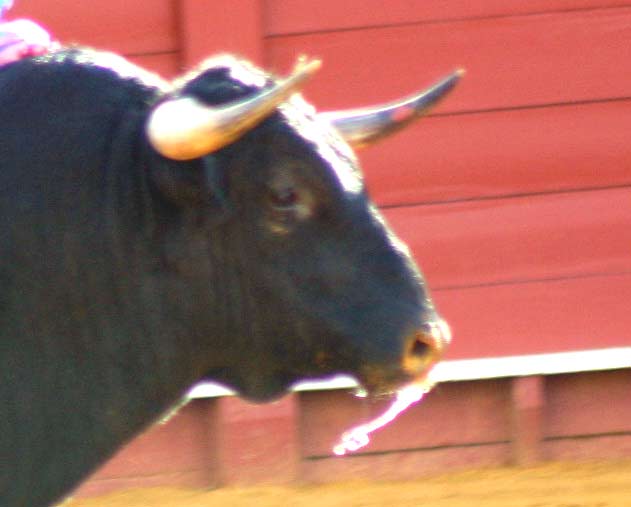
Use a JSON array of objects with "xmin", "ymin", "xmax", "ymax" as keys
[
  {"xmin": 440, "ymin": 68, "xmax": 464, "ymax": 84},
  {"xmin": 426, "ymin": 68, "xmax": 464, "ymax": 96},
  {"xmin": 279, "ymin": 57, "xmax": 321, "ymax": 92},
  {"xmin": 293, "ymin": 56, "xmax": 322, "ymax": 76},
  {"xmin": 445, "ymin": 68, "xmax": 465, "ymax": 85}
]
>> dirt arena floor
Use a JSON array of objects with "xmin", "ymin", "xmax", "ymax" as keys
[{"xmin": 67, "ymin": 460, "xmax": 631, "ymax": 507}]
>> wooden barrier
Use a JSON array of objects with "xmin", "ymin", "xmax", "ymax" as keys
[{"xmin": 74, "ymin": 349, "xmax": 631, "ymax": 496}]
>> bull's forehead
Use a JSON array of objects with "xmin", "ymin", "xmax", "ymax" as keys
[{"xmin": 279, "ymin": 95, "xmax": 363, "ymax": 195}]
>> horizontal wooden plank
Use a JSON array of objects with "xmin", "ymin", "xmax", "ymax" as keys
[
  {"xmin": 179, "ymin": 0, "xmax": 263, "ymax": 68},
  {"xmin": 545, "ymin": 370, "xmax": 631, "ymax": 438},
  {"xmin": 266, "ymin": 0, "xmax": 631, "ymax": 35},
  {"xmin": 545, "ymin": 434, "xmax": 631, "ymax": 462},
  {"xmin": 433, "ymin": 273, "xmax": 631, "ymax": 359},
  {"xmin": 367, "ymin": 378, "xmax": 510, "ymax": 453},
  {"xmin": 300, "ymin": 369, "xmax": 631, "ymax": 459},
  {"xmin": 128, "ymin": 52, "xmax": 181, "ymax": 79},
  {"xmin": 266, "ymin": 8, "xmax": 631, "ymax": 112},
  {"xmin": 302, "ymin": 443, "xmax": 510, "ymax": 481},
  {"xmin": 384, "ymin": 187, "xmax": 631, "ymax": 289},
  {"xmin": 299, "ymin": 379, "xmax": 511, "ymax": 457},
  {"xmin": 87, "ymin": 403, "xmax": 209, "ymax": 480},
  {"xmin": 361, "ymin": 100, "xmax": 631, "ymax": 206},
  {"xmin": 11, "ymin": 0, "xmax": 177, "ymax": 55}
]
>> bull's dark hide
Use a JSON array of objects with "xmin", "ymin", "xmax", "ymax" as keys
[{"xmin": 0, "ymin": 48, "xmax": 446, "ymax": 507}]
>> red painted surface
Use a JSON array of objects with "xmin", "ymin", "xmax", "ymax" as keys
[
  {"xmin": 267, "ymin": 8, "xmax": 631, "ymax": 112},
  {"xmin": 435, "ymin": 274, "xmax": 631, "ymax": 359},
  {"xmin": 265, "ymin": 0, "xmax": 631, "ymax": 35},
  {"xmin": 386, "ymin": 187, "xmax": 631, "ymax": 288},
  {"xmin": 127, "ymin": 53, "xmax": 180, "ymax": 79},
  {"xmin": 213, "ymin": 396, "xmax": 299, "ymax": 484},
  {"xmin": 178, "ymin": 0, "xmax": 263, "ymax": 68},
  {"xmin": 510, "ymin": 376, "xmax": 544, "ymax": 464},
  {"xmin": 544, "ymin": 370, "xmax": 631, "ymax": 438},
  {"xmin": 75, "ymin": 400, "xmax": 217, "ymax": 497},
  {"xmin": 10, "ymin": 0, "xmax": 176, "ymax": 55},
  {"xmin": 363, "ymin": 100, "xmax": 631, "ymax": 206},
  {"xmin": 300, "ymin": 380, "xmax": 511, "ymax": 457},
  {"xmin": 302, "ymin": 443, "xmax": 511, "ymax": 483},
  {"xmin": 543, "ymin": 370, "xmax": 631, "ymax": 461},
  {"xmin": 545, "ymin": 434, "xmax": 631, "ymax": 461},
  {"xmin": 73, "ymin": 369, "xmax": 631, "ymax": 494}
]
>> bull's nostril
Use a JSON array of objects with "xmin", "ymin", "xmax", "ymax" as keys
[
  {"xmin": 401, "ymin": 333, "xmax": 436, "ymax": 375},
  {"xmin": 409, "ymin": 338, "xmax": 431, "ymax": 359},
  {"xmin": 401, "ymin": 319, "xmax": 451, "ymax": 377}
]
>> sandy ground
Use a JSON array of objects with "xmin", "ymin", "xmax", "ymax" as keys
[{"xmin": 67, "ymin": 460, "xmax": 631, "ymax": 507}]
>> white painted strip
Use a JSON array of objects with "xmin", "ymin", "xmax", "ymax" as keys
[
  {"xmin": 188, "ymin": 383, "xmax": 235, "ymax": 398},
  {"xmin": 431, "ymin": 346, "xmax": 631, "ymax": 382},
  {"xmin": 187, "ymin": 347, "xmax": 631, "ymax": 399}
]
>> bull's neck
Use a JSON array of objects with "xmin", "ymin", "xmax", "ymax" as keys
[{"xmin": 3, "ymin": 147, "xmax": 211, "ymax": 507}]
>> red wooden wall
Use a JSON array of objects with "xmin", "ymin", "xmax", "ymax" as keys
[
  {"xmin": 72, "ymin": 369, "xmax": 631, "ymax": 496},
  {"xmin": 10, "ymin": 0, "xmax": 631, "ymax": 360}
]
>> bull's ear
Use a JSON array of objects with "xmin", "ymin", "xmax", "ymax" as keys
[{"xmin": 150, "ymin": 156, "xmax": 232, "ymax": 218}]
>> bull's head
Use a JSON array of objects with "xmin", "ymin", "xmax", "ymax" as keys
[{"xmin": 145, "ymin": 56, "xmax": 459, "ymax": 401}]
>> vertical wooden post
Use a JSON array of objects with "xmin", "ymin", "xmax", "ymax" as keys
[
  {"xmin": 199, "ymin": 397, "xmax": 222, "ymax": 488},
  {"xmin": 177, "ymin": 0, "xmax": 264, "ymax": 69},
  {"xmin": 510, "ymin": 375, "xmax": 544, "ymax": 465},
  {"xmin": 212, "ymin": 394, "xmax": 300, "ymax": 486}
]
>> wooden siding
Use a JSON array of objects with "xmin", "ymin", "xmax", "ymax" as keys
[
  {"xmin": 74, "ymin": 369, "xmax": 631, "ymax": 495},
  {"xmin": 11, "ymin": 0, "xmax": 177, "ymax": 55},
  {"xmin": 265, "ymin": 0, "xmax": 631, "ymax": 35}
]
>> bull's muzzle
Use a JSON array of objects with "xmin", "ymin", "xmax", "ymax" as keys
[{"xmin": 401, "ymin": 319, "xmax": 451, "ymax": 378}]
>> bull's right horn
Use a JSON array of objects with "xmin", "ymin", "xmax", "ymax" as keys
[{"xmin": 147, "ymin": 58, "xmax": 322, "ymax": 161}]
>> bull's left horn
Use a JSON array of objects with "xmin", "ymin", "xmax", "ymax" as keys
[
  {"xmin": 147, "ymin": 58, "xmax": 322, "ymax": 161},
  {"xmin": 321, "ymin": 69, "xmax": 463, "ymax": 149}
]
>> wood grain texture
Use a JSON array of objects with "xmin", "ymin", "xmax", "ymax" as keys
[
  {"xmin": 11, "ymin": 0, "xmax": 177, "ymax": 55},
  {"xmin": 544, "ymin": 370, "xmax": 631, "ymax": 438},
  {"xmin": 434, "ymin": 273, "xmax": 631, "ymax": 359},
  {"xmin": 384, "ymin": 187, "xmax": 631, "ymax": 289},
  {"xmin": 128, "ymin": 53, "xmax": 181, "ymax": 79},
  {"xmin": 178, "ymin": 0, "xmax": 263, "ymax": 68},
  {"xmin": 299, "ymin": 379, "xmax": 511, "ymax": 457},
  {"xmin": 362, "ymin": 100, "xmax": 631, "ymax": 206},
  {"xmin": 266, "ymin": 0, "xmax": 631, "ymax": 35},
  {"xmin": 267, "ymin": 8, "xmax": 631, "ymax": 112}
]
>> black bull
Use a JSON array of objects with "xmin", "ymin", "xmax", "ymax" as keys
[{"xmin": 0, "ymin": 48, "xmax": 459, "ymax": 507}]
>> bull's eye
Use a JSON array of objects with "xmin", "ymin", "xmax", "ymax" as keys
[
  {"xmin": 269, "ymin": 186, "xmax": 299, "ymax": 210},
  {"xmin": 265, "ymin": 182, "xmax": 313, "ymax": 234}
]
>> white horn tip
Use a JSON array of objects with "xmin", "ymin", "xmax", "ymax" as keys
[{"xmin": 293, "ymin": 56, "xmax": 322, "ymax": 77}]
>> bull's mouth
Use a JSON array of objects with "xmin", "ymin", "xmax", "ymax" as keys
[
  {"xmin": 214, "ymin": 319, "xmax": 451, "ymax": 409},
  {"xmin": 333, "ymin": 318, "xmax": 451, "ymax": 455}
]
